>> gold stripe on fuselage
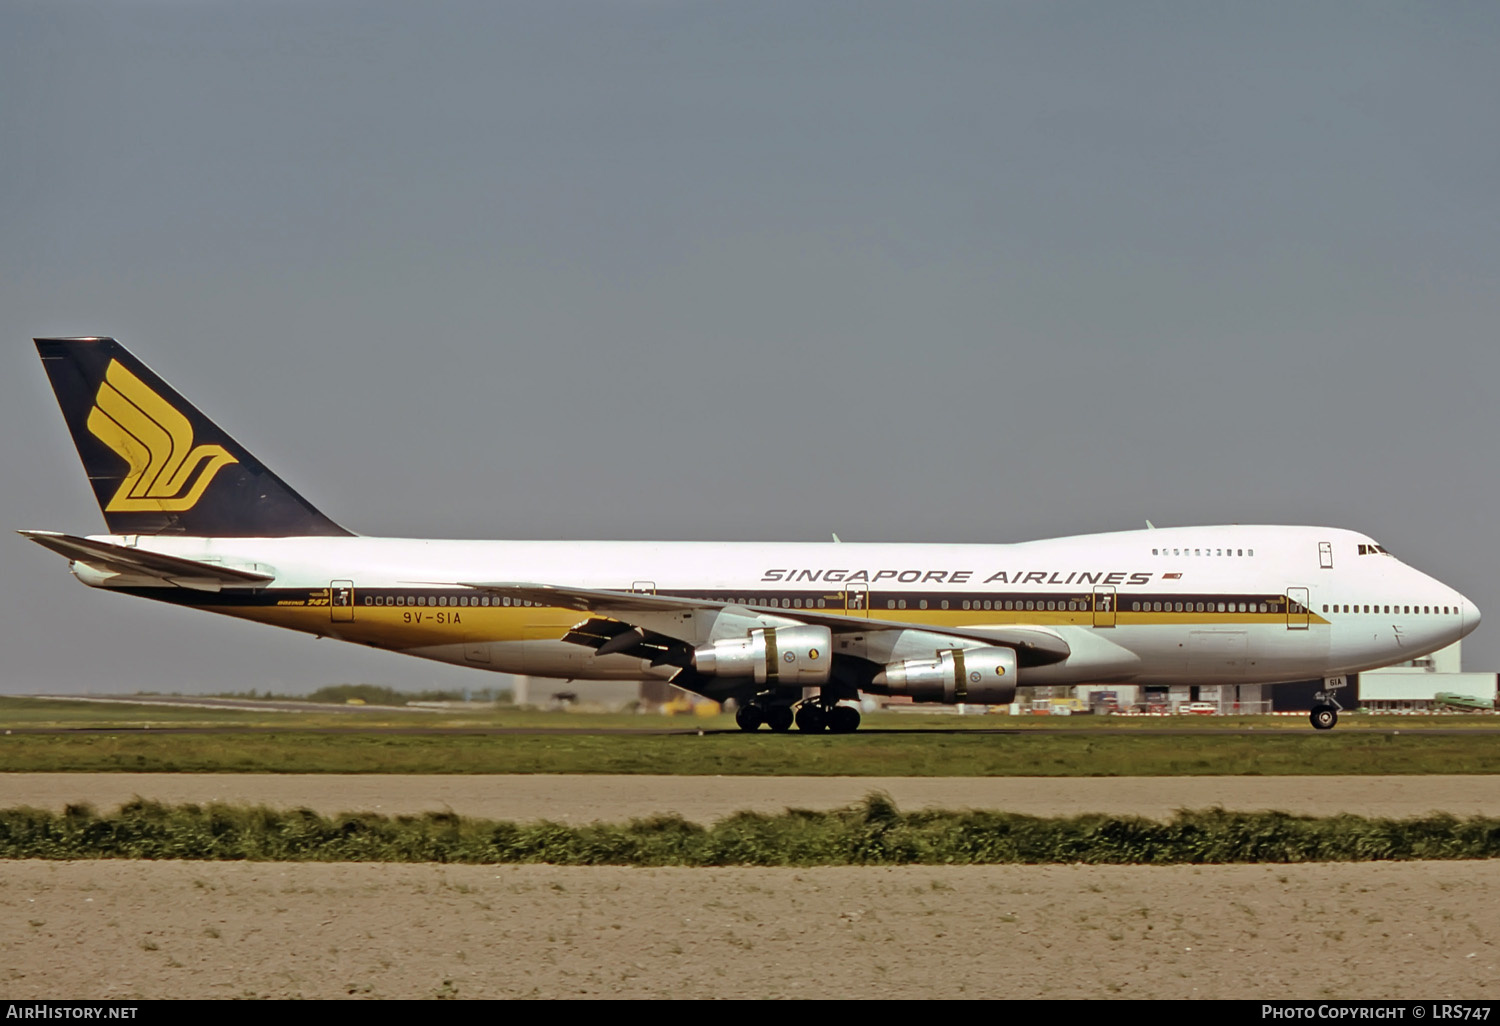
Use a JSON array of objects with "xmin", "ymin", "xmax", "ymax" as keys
[{"xmin": 181, "ymin": 588, "xmax": 1329, "ymax": 652}]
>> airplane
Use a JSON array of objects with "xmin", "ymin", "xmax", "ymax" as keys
[{"xmin": 21, "ymin": 337, "xmax": 1481, "ymax": 733}]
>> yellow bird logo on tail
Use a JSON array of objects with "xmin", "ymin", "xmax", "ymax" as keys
[{"xmin": 86, "ymin": 359, "xmax": 238, "ymax": 512}]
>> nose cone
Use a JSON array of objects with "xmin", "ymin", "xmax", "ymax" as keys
[{"xmin": 1462, "ymin": 592, "xmax": 1482, "ymax": 638}]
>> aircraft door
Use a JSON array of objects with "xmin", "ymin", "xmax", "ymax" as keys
[
  {"xmin": 330, "ymin": 580, "xmax": 354, "ymax": 623},
  {"xmin": 1286, "ymin": 587, "xmax": 1310, "ymax": 630},
  {"xmin": 1093, "ymin": 586, "xmax": 1117, "ymax": 628},
  {"xmin": 844, "ymin": 585, "xmax": 871, "ymax": 618}
]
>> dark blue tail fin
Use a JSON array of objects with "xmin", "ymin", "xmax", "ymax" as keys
[{"xmin": 35, "ymin": 337, "xmax": 350, "ymax": 537}]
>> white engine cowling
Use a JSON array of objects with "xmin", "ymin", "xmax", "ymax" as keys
[
  {"xmin": 871, "ymin": 645, "xmax": 1017, "ymax": 704},
  {"xmin": 693, "ymin": 625, "xmax": 832, "ymax": 685}
]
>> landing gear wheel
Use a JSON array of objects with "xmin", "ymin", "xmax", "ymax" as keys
[
  {"xmin": 828, "ymin": 705, "xmax": 861, "ymax": 734},
  {"xmin": 794, "ymin": 703, "xmax": 827, "ymax": 733},
  {"xmin": 735, "ymin": 704, "xmax": 764, "ymax": 732},
  {"xmin": 1310, "ymin": 705, "xmax": 1338, "ymax": 731},
  {"xmin": 765, "ymin": 705, "xmax": 794, "ymax": 732}
]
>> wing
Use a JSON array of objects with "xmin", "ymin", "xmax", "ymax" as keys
[
  {"xmin": 20, "ymin": 530, "xmax": 275, "ymax": 590},
  {"xmin": 458, "ymin": 581, "xmax": 1071, "ymax": 666}
]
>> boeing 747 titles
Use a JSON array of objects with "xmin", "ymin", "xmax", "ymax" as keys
[{"xmin": 21, "ymin": 338, "xmax": 1479, "ymax": 732}]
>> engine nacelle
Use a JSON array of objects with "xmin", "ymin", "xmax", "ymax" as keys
[
  {"xmin": 871, "ymin": 645, "xmax": 1017, "ymax": 704},
  {"xmin": 693, "ymin": 625, "xmax": 832, "ymax": 685}
]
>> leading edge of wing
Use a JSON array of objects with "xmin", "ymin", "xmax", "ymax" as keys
[{"xmin": 458, "ymin": 581, "xmax": 1072, "ymax": 665}]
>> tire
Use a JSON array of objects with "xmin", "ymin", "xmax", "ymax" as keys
[
  {"xmin": 765, "ymin": 705, "xmax": 794, "ymax": 732},
  {"xmin": 794, "ymin": 703, "xmax": 827, "ymax": 732},
  {"xmin": 1310, "ymin": 705, "xmax": 1338, "ymax": 731},
  {"xmin": 735, "ymin": 704, "xmax": 764, "ymax": 732},
  {"xmin": 828, "ymin": 705, "xmax": 861, "ymax": 734}
]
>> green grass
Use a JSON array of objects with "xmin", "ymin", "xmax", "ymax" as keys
[
  {"xmin": 6, "ymin": 696, "xmax": 1499, "ymax": 776},
  {"xmin": 4, "ymin": 795, "xmax": 1498, "ymax": 864},
  {"xmin": 4, "ymin": 726, "xmax": 1500, "ymax": 775}
]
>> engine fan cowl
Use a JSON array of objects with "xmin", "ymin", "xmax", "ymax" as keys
[
  {"xmin": 871, "ymin": 645, "xmax": 1018, "ymax": 704},
  {"xmin": 693, "ymin": 624, "xmax": 833, "ymax": 685}
]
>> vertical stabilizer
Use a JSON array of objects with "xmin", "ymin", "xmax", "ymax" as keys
[{"xmin": 35, "ymin": 337, "xmax": 350, "ymax": 537}]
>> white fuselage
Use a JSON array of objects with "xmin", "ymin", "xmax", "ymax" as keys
[{"xmin": 76, "ymin": 524, "xmax": 1478, "ymax": 693}]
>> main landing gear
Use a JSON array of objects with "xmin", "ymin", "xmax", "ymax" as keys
[
  {"xmin": 793, "ymin": 700, "xmax": 860, "ymax": 734},
  {"xmin": 734, "ymin": 698, "xmax": 860, "ymax": 733},
  {"xmin": 1310, "ymin": 705, "xmax": 1338, "ymax": 731},
  {"xmin": 735, "ymin": 702, "xmax": 793, "ymax": 732}
]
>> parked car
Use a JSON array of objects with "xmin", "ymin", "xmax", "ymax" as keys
[{"xmin": 1179, "ymin": 701, "xmax": 1218, "ymax": 715}]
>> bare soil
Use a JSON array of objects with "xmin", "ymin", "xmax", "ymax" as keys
[
  {"xmin": 9, "ymin": 773, "xmax": 1500, "ymax": 822},
  {"xmin": 2, "ymin": 775, "xmax": 1498, "ymax": 999}
]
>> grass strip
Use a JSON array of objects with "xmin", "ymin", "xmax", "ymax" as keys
[
  {"xmin": 5, "ymin": 795, "xmax": 1500, "ymax": 865},
  {"xmin": 5, "ymin": 730, "xmax": 1500, "ymax": 775}
]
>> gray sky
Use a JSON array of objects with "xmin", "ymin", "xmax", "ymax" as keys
[{"xmin": 3, "ymin": 1, "xmax": 1498, "ymax": 694}]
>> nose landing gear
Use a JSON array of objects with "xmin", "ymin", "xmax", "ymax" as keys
[{"xmin": 1310, "ymin": 677, "xmax": 1347, "ymax": 731}]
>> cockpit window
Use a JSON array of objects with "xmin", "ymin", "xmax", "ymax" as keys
[{"xmin": 1358, "ymin": 543, "xmax": 1393, "ymax": 556}]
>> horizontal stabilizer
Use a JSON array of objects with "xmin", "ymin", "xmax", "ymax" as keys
[{"xmin": 19, "ymin": 531, "xmax": 275, "ymax": 589}]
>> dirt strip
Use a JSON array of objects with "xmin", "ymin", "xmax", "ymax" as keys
[
  {"xmin": 5, "ymin": 773, "xmax": 1500, "ymax": 822},
  {"xmin": 3, "ymin": 859, "xmax": 1497, "ymax": 1000}
]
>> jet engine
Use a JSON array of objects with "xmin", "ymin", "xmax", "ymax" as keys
[
  {"xmin": 693, "ymin": 625, "xmax": 832, "ymax": 685},
  {"xmin": 871, "ymin": 645, "xmax": 1018, "ymax": 704}
]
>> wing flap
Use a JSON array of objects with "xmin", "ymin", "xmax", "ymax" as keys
[{"xmin": 560, "ymin": 616, "xmax": 691, "ymax": 666}]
